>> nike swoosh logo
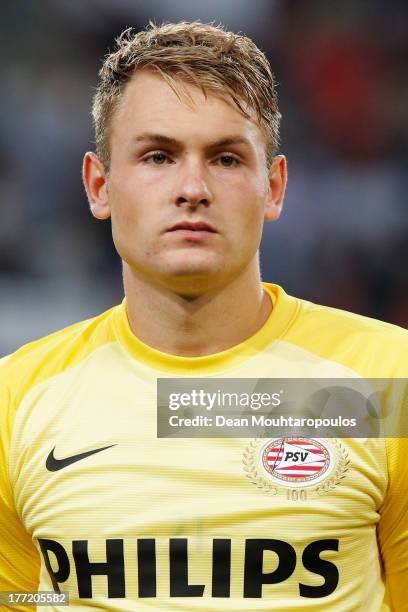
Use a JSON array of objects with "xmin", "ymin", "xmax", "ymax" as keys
[{"xmin": 46, "ymin": 444, "xmax": 116, "ymax": 472}]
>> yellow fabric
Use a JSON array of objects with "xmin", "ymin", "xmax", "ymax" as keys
[{"xmin": 0, "ymin": 284, "xmax": 407, "ymax": 611}]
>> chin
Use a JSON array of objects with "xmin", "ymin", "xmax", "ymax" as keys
[
  {"xmin": 159, "ymin": 264, "xmax": 224, "ymax": 293},
  {"xmin": 162, "ymin": 254, "xmax": 222, "ymax": 278},
  {"xmin": 165, "ymin": 268, "xmax": 218, "ymax": 282}
]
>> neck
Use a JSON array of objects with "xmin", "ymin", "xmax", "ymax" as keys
[{"xmin": 123, "ymin": 262, "xmax": 272, "ymax": 357}]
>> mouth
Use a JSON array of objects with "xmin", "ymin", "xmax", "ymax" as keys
[
  {"xmin": 166, "ymin": 221, "xmax": 218, "ymax": 243},
  {"xmin": 167, "ymin": 221, "xmax": 217, "ymax": 233}
]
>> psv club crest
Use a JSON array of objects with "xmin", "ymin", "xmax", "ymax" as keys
[
  {"xmin": 243, "ymin": 437, "xmax": 350, "ymax": 498},
  {"xmin": 262, "ymin": 438, "xmax": 332, "ymax": 486}
]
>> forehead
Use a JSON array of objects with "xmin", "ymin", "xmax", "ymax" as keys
[{"xmin": 111, "ymin": 69, "xmax": 265, "ymax": 147}]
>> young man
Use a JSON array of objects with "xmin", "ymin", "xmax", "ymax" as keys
[{"xmin": 0, "ymin": 21, "xmax": 407, "ymax": 611}]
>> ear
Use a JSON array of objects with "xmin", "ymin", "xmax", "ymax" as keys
[
  {"xmin": 264, "ymin": 154, "xmax": 287, "ymax": 222},
  {"xmin": 82, "ymin": 152, "xmax": 111, "ymax": 220}
]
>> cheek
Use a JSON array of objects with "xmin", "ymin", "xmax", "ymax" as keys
[
  {"xmin": 231, "ymin": 182, "xmax": 267, "ymax": 248},
  {"xmin": 109, "ymin": 196, "xmax": 162, "ymax": 266},
  {"xmin": 109, "ymin": 181, "xmax": 142, "ymax": 235},
  {"xmin": 110, "ymin": 205, "xmax": 134, "ymax": 250},
  {"xmin": 235, "ymin": 181, "xmax": 268, "ymax": 225},
  {"xmin": 108, "ymin": 195, "xmax": 142, "ymax": 261}
]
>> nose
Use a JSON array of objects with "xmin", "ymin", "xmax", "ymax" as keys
[{"xmin": 172, "ymin": 159, "xmax": 213, "ymax": 208}]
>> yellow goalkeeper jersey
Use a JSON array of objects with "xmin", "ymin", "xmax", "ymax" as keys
[{"xmin": 1, "ymin": 283, "xmax": 407, "ymax": 611}]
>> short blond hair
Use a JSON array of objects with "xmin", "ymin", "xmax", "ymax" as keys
[{"xmin": 92, "ymin": 21, "xmax": 281, "ymax": 168}]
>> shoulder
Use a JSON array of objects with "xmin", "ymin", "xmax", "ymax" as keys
[
  {"xmin": 0, "ymin": 304, "xmax": 120, "ymax": 407},
  {"xmin": 287, "ymin": 295, "xmax": 408, "ymax": 377},
  {"xmin": 300, "ymin": 297, "xmax": 407, "ymax": 338}
]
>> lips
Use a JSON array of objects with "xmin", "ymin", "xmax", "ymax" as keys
[{"xmin": 167, "ymin": 221, "xmax": 216, "ymax": 233}]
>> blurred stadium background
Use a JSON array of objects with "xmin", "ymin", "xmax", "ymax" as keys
[{"xmin": 1, "ymin": 0, "xmax": 407, "ymax": 356}]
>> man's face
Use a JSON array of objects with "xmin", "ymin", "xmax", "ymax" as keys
[{"xmin": 87, "ymin": 70, "xmax": 286, "ymax": 295}]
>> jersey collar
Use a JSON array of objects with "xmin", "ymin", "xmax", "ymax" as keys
[{"xmin": 113, "ymin": 283, "xmax": 299, "ymax": 375}]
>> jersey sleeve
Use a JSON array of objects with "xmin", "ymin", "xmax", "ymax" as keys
[
  {"xmin": 0, "ymin": 356, "xmax": 41, "ymax": 609},
  {"xmin": 378, "ymin": 436, "xmax": 408, "ymax": 610}
]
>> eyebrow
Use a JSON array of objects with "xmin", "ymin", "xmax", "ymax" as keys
[{"xmin": 131, "ymin": 133, "xmax": 252, "ymax": 149}]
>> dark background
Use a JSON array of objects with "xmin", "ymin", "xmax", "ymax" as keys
[{"xmin": 1, "ymin": 0, "xmax": 407, "ymax": 355}]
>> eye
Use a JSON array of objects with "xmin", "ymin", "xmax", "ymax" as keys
[
  {"xmin": 217, "ymin": 155, "xmax": 240, "ymax": 168},
  {"xmin": 144, "ymin": 152, "xmax": 170, "ymax": 165}
]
